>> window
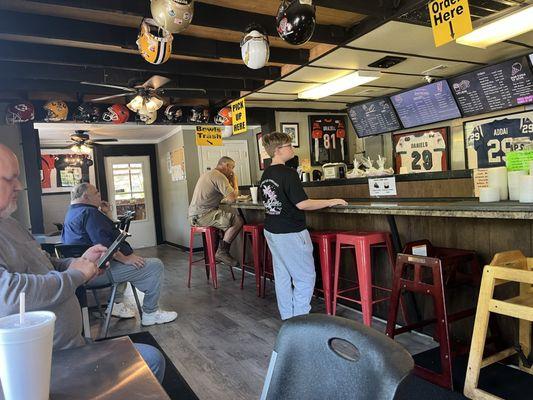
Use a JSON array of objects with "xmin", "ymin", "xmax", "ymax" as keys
[{"xmin": 112, "ymin": 163, "xmax": 147, "ymax": 221}]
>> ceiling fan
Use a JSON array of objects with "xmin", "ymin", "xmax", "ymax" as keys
[
  {"xmin": 80, "ymin": 75, "xmax": 206, "ymax": 102},
  {"xmin": 65, "ymin": 130, "xmax": 118, "ymax": 152}
]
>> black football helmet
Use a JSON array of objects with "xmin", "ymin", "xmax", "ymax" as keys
[
  {"xmin": 75, "ymin": 103, "xmax": 102, "ymax": 123},
  {"xmin": 188, "ymin": 106, "xmax": 210, "ymax": 123},
  {"xmin": 164, "ymin": 104, "xmax": 186, "ymax": 123},
  {"xmin": 276, "ymin": 0, "xmax": 316, "ymax": 46}
]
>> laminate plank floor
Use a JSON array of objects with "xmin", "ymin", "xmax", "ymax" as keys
[{"xmin": 90, "ymin": 245, "xmax": 436, "ymax": 400}]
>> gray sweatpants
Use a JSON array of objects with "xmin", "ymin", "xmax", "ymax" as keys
[
  {"xmin": 264, "ymin": 229, "xmax": 316, "ymax": 320},
  {"xmin": 88, "ymin": 257, "xmax": 164, "ymax": 313}
]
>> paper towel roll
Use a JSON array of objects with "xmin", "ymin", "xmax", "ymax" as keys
[
  {"xmin": 508, "ymin": 170, "xmax": 527, "ymax": 201},
  {"xmin": 519, "ymin": 175, "xmax": 533, "ymax": 203},
  {"xmin": 479, "ymin": 187, "xmax": 500, "ymax": 203},
  {"xmin": 487, "ymin": 166, "xmax": 508, "ymax": 201}
]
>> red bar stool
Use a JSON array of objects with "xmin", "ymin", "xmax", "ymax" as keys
[
  {"xmin": 310, "ymin": 230, "xmax": 341, "ymax": 315},
  {"xmin": 241, "ymin": 223, "xmax": 264, "ymax": 296},
  {"xmin": 332, "ymin": 231, "xmax": 405, "ymax": 327},
  {"xmin": 188, "ymin": 226, "xmax": 235, "ymax": 289}
]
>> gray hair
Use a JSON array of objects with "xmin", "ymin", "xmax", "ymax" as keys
[
  {"xmin": 217, "ymin": 156, "xmax": 234, "ymax": 166},
  {"xmin": 71, "ymin": 182, "xmax": 91, "ymax": 201}
]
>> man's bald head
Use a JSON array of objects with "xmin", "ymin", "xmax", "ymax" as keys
[{"xmin": 0, "ymin": 144, "xmax": 23, "ymax": 218}]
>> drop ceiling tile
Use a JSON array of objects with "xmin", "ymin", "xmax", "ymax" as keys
[
  {"xmin": 283, "ymin": 66, "xmax": 355, "ymax": 83},
  {"xmin": 246, "ymin": 92, "xmax": 298, "ymax": 100},
  {"xmin": 336, "ymin": 86, "xmax": 399, "ymax": 97},
  {"xmin": 321, "ymin": 95, "xmax": 371, "ymax": 103},
  {"xmin": 245, "ymin": 101, "xmax": 347, "ymax": 110},
  {"xmin": 512, "ymin": 31, "xmax": 533, "ymax": 47},
  {"xmin": 260, "ymin": 81, "xmax": 317, "ymax": 94}
]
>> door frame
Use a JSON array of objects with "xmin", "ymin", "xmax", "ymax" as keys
[{"xmin": 94, "ymin": 144, "xmax": 163, "ymax": 244}]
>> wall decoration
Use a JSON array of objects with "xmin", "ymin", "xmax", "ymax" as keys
[
  {"xmin": 280, "ymin": 122, "xmax": 300, "ymax": 147},
  {"xmin": 464, "ymin": 110, "xmax": 533, "ymax": 169},
  {"xmin": 256, "ymin": 132, "xmax": 270, "ymax": 170},
  {"xmin": 167, "ymin": 147, "xmax": 186, "ymax": 181},
  {"xmin": 40, "ymin": 148, "xmax": 95, "ymax": 194},
  {"xmin": 393, "ymin": 127, "xmax": 449, "ymax": 174},
  {"xmin": 309, "ymin": 115, "xmax": 348, "ymax": 166}
]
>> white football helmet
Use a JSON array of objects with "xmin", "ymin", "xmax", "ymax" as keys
[
  {"xmin": 138, "ymin": 110, "xmax": 157, "ymax": 125},
  {"xmin": 241, "ymin": 28, "xmax": 270, "ymax": 70}
]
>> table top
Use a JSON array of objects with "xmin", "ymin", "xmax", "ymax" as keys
[
  {"xmin": 232, "ymin": 200, "xmax": 533, "ymax": 220},
  {"xmin": 33, "ymin": 234, "xmax": 62, "ymax": 245},
  {"xmin": 1, "ymin": 337, "xmax": 169, "ymax": 400}
]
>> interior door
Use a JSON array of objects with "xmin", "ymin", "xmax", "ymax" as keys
[
  {"xmin": 198, "ymin": 140, "xmax": 252, "ymax": 185},
  {"xmin": 105, "ymin": 156, "xmax": 156, "ymax": 248}
]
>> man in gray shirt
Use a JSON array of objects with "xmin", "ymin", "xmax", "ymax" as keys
[
  {"xmin": 0, "ymin": 144, "xmax": 166, "ymax": 382},
  {"xmin": 189, "ymin": 156, "xmax": 243, "ymax": 267}
]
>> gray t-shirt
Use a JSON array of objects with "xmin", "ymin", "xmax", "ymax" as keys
[
  {"xmin": 188, "ymin": 169, "xmax": 234, "ymax": 217},
  {"xmin": 0, "ymin": 217, "xmax": 86, "ymax": 350}
]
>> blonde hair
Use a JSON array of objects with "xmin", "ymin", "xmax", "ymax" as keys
[{"xmin": 262, "ymin": 131, "xmax": 291, "ymax": 158}]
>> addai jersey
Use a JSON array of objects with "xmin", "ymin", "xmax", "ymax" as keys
[{"xmin": 395, "ymin": 131, "xmax": 446, "ymax": 173}]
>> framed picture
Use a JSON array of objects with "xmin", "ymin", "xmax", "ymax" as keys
[
  {"xmin": 393, "ymin": 127, "xmax": 450, "ymax": 174},
  {"xmin": 256, "ymin": 132, "xmax": 271, "ymax": 170},
  {"xmin": 463, "ymin": 110, "xmax": 533, "ymax": 169},
  {"xmin": 281, "ymin": 122, "xmax": 299, "ymax": 147},
  {"xmin": 308, "ymin": 115, "xmax": 349, "ymax": 166},
  {"xmin": 40, "ymin": 148, "xmax": 96, "ymax": 194}
]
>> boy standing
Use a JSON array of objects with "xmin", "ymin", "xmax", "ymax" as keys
[{"xmin": 259, "ymin": 132, "xmax": 347, "ymax": 320}]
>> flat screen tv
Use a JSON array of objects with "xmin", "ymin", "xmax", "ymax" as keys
[{"xmin": 347, "ymin": 98, "xmax": 401, "ymax": 137}]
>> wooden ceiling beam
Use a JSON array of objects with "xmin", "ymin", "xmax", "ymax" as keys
[
  {"xmin": 0, "ymin": 10, "xmax": 309, "ymax": 65},
  {"xmin": 0, "ymin": 40, "xmax": 280, "ymax": 81}
]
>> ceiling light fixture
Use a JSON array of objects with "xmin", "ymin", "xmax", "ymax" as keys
[
  {"xmin": 127, "ymin": 94, "xmax": 164, "ymax": 114},
  {"xmin": 456, "ymin": 4, "xmax": 533, "ymax": 48},
  {"xmin": 298, "ymin": 70, "xmax": 382, "ymax": 100}
]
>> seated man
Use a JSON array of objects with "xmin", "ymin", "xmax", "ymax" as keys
[
  {"xmin": 188, "ymin": 156, "xmax": 243, "ymax": 267},
  {"xmin": 62, "ymin": 183, "xmax": 177, "ymax": 327},
  {"xmin": 0, "ymin": 144, "xmax": 165, "ymax": 381}
]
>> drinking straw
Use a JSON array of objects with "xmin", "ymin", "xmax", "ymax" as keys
[{"xmin": 19, "ymin": 292, "xmax": 25, "ymax": 325}]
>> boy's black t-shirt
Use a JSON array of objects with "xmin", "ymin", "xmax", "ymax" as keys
[{"xmin": 260, "ymin": 164, "xmax": 308, "ymax": 234}]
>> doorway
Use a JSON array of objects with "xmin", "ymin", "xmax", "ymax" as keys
[{"xmin": 198, "ymin": 140, "xmax": 252, "ymax": 185}]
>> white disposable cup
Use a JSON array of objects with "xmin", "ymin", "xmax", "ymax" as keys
[
  {"xmin": 508, "ymin": 170, "xmax": 527, "ymax": 201},
  {"xmin": 250, "ymin": 187, "xmax": 258, "ymax": 204},
  {"xmin": 519, "ymin": 175, "xmax": 533, "ymax": 203},
  {"xmin": 0, "ymin": 311, "xmax": 56, "ymax": 400},
  {"xmin": 479, "ymin": 187, "xmax": 500, "ymax": 203},
  {"xmin": 487, "ymin": 166, "xmax": 508, "ymax": 201}
]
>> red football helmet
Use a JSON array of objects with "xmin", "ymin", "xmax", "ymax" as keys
[
  {"xmin": 103, "ymin": 104, "xmax": 130, "ymax": 124},
  {"xmin": 5, "ymin": 102, "xmax": 35, "ymax": 124}
]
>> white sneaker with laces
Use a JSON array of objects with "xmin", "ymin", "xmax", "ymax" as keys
[
  {"xmin": 108, "ymin": 302, "xmax": 136, "ymax": 319},
  {"xmin": 141, "ymin": 310, "xmax": 178, "ymax": 326}
]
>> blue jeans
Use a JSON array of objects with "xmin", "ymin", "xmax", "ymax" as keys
[
  {"xmin": 264, "ymin": 229, "xmax": 316, "ymax": 320},
  {"xmin": 134, "ymin": 343, "xmax": 166, "ymax": 383}
]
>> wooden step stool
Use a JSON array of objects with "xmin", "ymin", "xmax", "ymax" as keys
[{"xmin": 464, "ymin": 250, "xmax": 533, "ymax": 400}]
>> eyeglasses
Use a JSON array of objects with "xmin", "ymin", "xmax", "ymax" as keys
[{"xmin": 277, "ymin": 143, "xmax": 293, "ymax": 150}]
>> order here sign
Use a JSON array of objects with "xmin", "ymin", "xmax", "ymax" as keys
[
  {"xmin": 195, "ymin": 126, "xmax": 222, "ymax": 146},
  {"xmin": 230, "ymin": 98, "xmax": 247, "ymax": 135},
  {"xmin": 428, "ymin": 0, "xmax": 472, "ymax": 47}
]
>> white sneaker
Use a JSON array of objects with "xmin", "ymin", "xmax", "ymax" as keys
[
  {"xmin": 141, "ymin": 310, "xmax": 178, "ymax": 326},
  {"xmin": 107, "ymin": 302, "xmax": 135, "ymax": 319}
]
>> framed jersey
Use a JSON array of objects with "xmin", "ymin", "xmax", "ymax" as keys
[
  {"xmin": 40, "ymin": 148, "xmax": 95, "ymax": 194},
  {"xmin": 464, "ymin": 111, "xmax": 533, "ymax": 169},
  {"xmin": 393, "ymin": 127, "xmax": 449, "ymax": 174},
  {"xmin": 309, "ymin": 115, "xmax": 349, "ymax": 166}
]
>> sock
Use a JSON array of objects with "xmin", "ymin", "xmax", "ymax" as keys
[{"xmin": 218, "ymin": 240, "xmax": 231, "ymax": 252}]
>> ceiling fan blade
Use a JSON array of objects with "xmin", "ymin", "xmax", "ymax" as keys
[
  {"xmin": 86, "ymin": 139, "xmax": 118, "ymax": 144},
  {"xmin": 141, "ymin": 75, "xmax": 171, "ymax": 89},
  {"xmin": 158, "ymin": 87, "xmax": 207, "ymax": 93},
  {"xmin": 80, "ymin": 82, "xmax": 136, "ymax": 92},
  {"xmin": 90, "ymin": 93, "xmax": 131, "ymax": 102}
]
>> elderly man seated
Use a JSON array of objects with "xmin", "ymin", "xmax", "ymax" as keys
[
  {"xmin": 62, "ymin": 182, "xmax": 176, "ymax": 326},
  {"xmin": 0, "ymin": 144, "xmax": 165, "ymax": 381}
]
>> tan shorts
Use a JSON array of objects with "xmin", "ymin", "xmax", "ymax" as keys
[{"xmin": 190, "ymin": 209, "xmax": 235, "ymax": 231}]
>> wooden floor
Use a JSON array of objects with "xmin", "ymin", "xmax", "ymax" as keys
[{"xmin": 91, "ymin": 245, "xmax": 435, "ymax": 400}]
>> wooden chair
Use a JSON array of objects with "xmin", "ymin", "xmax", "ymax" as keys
[{"xmin": 464, "ymin": 250, "xmax": 533, "ymax": 400}]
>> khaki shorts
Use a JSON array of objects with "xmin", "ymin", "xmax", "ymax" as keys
[{"xmin": 190, "ymin": 209, "xmax": 235, "ymax": 231}]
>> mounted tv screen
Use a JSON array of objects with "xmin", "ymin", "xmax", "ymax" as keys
[
  {"xmin": 347, "ymin": 98, "xmax": 401, "ymax": 137},
  {"xmin": 390, "ymin": 80, "xmax": 461, "ymax": 129},
  {"xmin": 449, "ymin": 55, "xmax": 533, "ymax": 117}
]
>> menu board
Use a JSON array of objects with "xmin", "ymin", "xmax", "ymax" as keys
[
  {"xmin": 347, "ymin": 98, "xmax": 401, "ymax": 138},
  {"xmin": 390, "ymin": 80, "xmax": 461, "ymax": 129},
  {"xmin": 449, "ymin": 55, "xmax": 533, "ymax": 117}
]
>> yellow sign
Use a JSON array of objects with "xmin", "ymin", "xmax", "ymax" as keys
[
  {"xmin": 230, "ymin": 98, "xmax": 247, "ymax": 135},
  {"xmin": 195, "ymin": 126, "xmax": 222, "ymax": 146},
  {"xmin": 428, "ymin": 0, "xmax": 472, "ymax": 47}
]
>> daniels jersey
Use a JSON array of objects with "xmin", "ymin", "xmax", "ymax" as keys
[
  {"xmin": 467, "ymin": 118, "xmax": 533, "ymax": 168},
  {"xmin": 54, "ymin": 155, "xmax": 92, "ymax": 187},
  {"xmin": 311, "ymin": 117, "xmax": 347, "ymax": 164},
  {"xmin": 395, "ymin": 131, "xmax": 446, "ymax": 173}
]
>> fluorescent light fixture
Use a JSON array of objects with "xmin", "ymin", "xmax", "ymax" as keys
[
  {"xmin": 298, "ymin": 70, "xmax": 381, "ymax": 100},
  {"xmin": 456, "ymin": 4, "xmax": 533, "ymax": 48}
]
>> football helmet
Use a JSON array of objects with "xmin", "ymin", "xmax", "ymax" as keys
[
  {"xmin": 241, "ymin": 25, "xmax": 270, "ymax": 70},
  {"xmin": 75, "ymin": 103, "xmax": 101, "ymax": 123},
  {"xmin": 276, "ymin": 0, "xmax": 316, "ymax": 45},
  {"xmin": 164, "ymin": 104, "xmax": 186, "ymax": 123},
  {"xmin": 214, "ymin": 107, "xmax": 233, "ymax": 138},
  {"xmin": 138, "ymin": 110, "xmax": 158, "ymax": 125},
  {"xmin": 43, "ymin": 100, "xmax": 68, "ymax": 122},
  {"xmin": 102, "ymin": 104, "xmax": 130, "ymax": 124},
  {"xmin": 151, "ymin": 0, "xmax": 194, "ymax": 34},
  {"xmin": 189, "ymin": 106, "xmax": 210, "ymax": 123},
  {"xmin": 5, "ymin": 101, "xmax": 35, "ymax": 124},
  {"xmin": 136, "ymin": 19, "xmax": 173, "ymax": 65}
]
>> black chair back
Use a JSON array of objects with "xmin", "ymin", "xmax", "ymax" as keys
[
  {"xmin": 55, "ymin": 244, "xmax": 91, "ymax": 258},
  {"xmin": 260, "ymin": 314, "xmax": 414, "ymax": 400}
]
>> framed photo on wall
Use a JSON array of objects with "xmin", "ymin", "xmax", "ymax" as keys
[
  {"xmin": 463, "ymin": 110, "xmax": 533, "ymax": 169},
  {"xmin": 280, "ymin": 122, "xmax": 299, "ymax": 147},
  {"xmin": 40, "ymin": 148, "xmax": 96, "ymax": 194},
  {"xmin": 393, "ymin": 127, "xmax": 450, "ymax": 174},
  {"xmin": 308, "ymin": 115, "xmax": 348, "ymax": 166},
  {"xmin": 256, "ymin": 132, "xmax": 271, "ymax": 170}
]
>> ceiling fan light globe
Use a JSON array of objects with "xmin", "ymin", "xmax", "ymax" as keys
[
  {"xmin": 144, "ymin": 96, "xmax": 164, "ymax": 112},
  {"xmin": 127, "ymin": 95, "xmax": 145, "ymax": 113}
]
